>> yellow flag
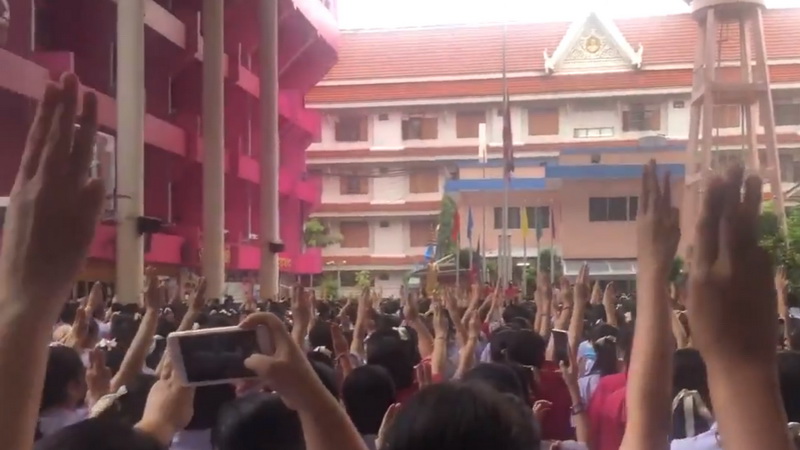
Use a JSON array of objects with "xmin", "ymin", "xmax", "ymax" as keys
[{"xmin": 520, "ymin": 206, "xmax": 529, "ymax": 238}]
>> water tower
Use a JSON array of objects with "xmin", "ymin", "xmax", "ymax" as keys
[{"xmin": 684, "ymin": 0, "xmax": 787, "ymax": 234}]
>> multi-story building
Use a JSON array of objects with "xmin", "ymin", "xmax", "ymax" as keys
[
  {"xmin": 306, "ymin": 8, "xmax": 800, "ymax": 296},
  {"xmin": 0, "ymin": 0, "xmax": 339, "ymax": 292}
]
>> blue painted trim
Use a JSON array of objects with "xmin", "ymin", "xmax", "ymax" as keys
[
  {"xmin": 456, "ymin": 156, "xmax": 558, "ymax": 168},
  {"xmin": 560, "ymin": 144, "xmax": 685, "ymax": 155},
  {"xmin": 447, "ymin": 164, "xmax": 686, "ymax": 192},
  {"xmin": 445, "ymin": 178, "xmax": 548, "ymax": 193},
  {"xmin": 545, "ymin": 164, "xmax": 685, "ymax": 179}
]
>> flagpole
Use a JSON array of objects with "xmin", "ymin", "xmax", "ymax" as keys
[
  {"xmin": 522, "ymin": 221, "xmax": 527, "ymax": 298},
  {"xmin": 500, "ymin": 19, "xmax": 510, "ymax": 287},
  {"xmin": 550, "ymin": 200, "xmax": 556, "ymax": 284},
  {"xmin": 536, "ymin": 209, "xmax": 542, "ymax": 276},
  {"xmin": 455, "ymin": 229, "xmax": 461, "ymax": 288}
]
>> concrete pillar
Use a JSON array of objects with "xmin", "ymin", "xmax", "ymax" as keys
[
  {"xmin": 115, "ymin": 0, "xmax": 145, "ymax": 304},
  {"xmin": 258, "ymin": 0, "xmax": 280, "ymax": 299},
  {"xmin": 202, "ymin": 0, "xmax": 226, "ymax": 299}
]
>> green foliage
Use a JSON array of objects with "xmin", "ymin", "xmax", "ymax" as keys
[
  {"xmin": 670, "ymin": 257, "xmax": 684, "ymax": 283},
  {"xmin": 320, "ymin": 274, "xmax": 339, "ymax": 299},
  {"xmin": 355, "ymin": 270, "xmax": 373, "ymax": 289},
  {"xmin": 760, "ymin": 207, "xmax": 800, "ymax": 292},
  {"xmin": 537, "ymin": 249, "xmax": 563, "ymax": 279},
  {"xmin": 436, "ymin": 196, "xmax": 458, "ymax": 257},
  {"xmin": 304, "ymin": 218, "xmax": 342, "ymax": 248},
  {"xmin": 486, "ymin": 259, "xmax": 498, "ymax": 281}
]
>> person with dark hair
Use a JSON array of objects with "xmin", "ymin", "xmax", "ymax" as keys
[
  {"xmin": 380, "ymin": 382, "xmax": 539, "ymax": 450},
  {"xmin": 488, "ymin": 328, "xmax": 572, "ymax": 441},
  {"xmin": 308, "ymin": 320, "xmax": 334, "ymax": 354},
  {"xmin": 341, "ymin": 365, "xmax": 397, "ymax": 450},
  {"xmin": 578, "ymin": 324, "xmax": 620, "ymax": 404},
  {"xmin": 38, "ymin": 346, "xmax": 89, "ymax": 437},
  {"xmin": 670, "ymin": 348, "xmax": 713, "ymax": 440},
  {"xmin": 462, "ymin": 363, "xmax": 526, "ymax": 403},
  {"xmin": 93, "ymin": 374, "xmax": 157, "ymax": 427},
  {"xmin": 171, "ymin": 384, "xmax": 236, "ymax": 450},
  {"xmin": 34, "ymin": 418, "xmax": 163, "ymax": 450},
  {"xmin": 213, "ymin": 392, "xmax": 304, "ymax": 450},
  {"xmin": 586, "ymin": 323, "xmax": 634, "ymax": 450},
  {"xmin": 366, "ymin": 329, "xmax": 419, "ymax": 402}
]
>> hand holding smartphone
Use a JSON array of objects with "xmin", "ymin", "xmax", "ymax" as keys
[
  {"xmin": 167, "ymin": 326, "xmax": 273, "ymax": 386},
  {"xmin": 551, "ymin": 329, "xmax": 570, "ymax": 368}
]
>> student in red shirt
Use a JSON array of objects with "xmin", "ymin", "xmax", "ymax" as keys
[
  {"xmin": 489, "ymin": 327, "xmax": 575, "ymax": 441},
  {"xmin": 587, "ymin": 325, "xmax": 633, "ymax": 450}
]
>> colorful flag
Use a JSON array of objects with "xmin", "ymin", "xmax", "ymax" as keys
[
  {"xmin": 535, "ymin": 208, "xmax": 544, "ymax": 242},
  {"xmin": 452, "ymin": 209, "xmax": 461, "ymax": 244},
  {"xmin": 520, "ymin": 206, "xmax": 529, "ymax": 239},
  {"xmin": 502, "ymin": 90, "xmax": 514, "ymax": 179},
  {"xmin": 467, "ymin": 207, "xmax": 474, "ymax": 244}
]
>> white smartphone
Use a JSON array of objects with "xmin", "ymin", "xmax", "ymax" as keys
[{"xmin": 167, "ymin": 326, "xmax": 273, "ymax": 386}]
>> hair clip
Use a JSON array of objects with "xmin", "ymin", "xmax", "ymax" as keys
[
  {"xmin": 96, "ymin": 338, "xmax": 117, "ymax": 350},
  {"xmin": 313, "ymin": 346, "xmax": 333, "ymax": 358},
  {"xmin": 596, "ymin": 336, "xmax": 617, "ymax": 344},
  {"xmin": 393, "ymin": 327, "xmax": 410, "ymax": 341},
  {"xmin": 89, "ymin": 386, "xmax": 128, "ymax": 418}
]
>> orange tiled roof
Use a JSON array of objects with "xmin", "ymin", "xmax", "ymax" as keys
[
  {"xmin": 323, "ymin": 8, "xmax": 800, "ymax": 81},
  {"xmin": 308, "ymin": 64, "xmax": 800, "ymax": 103}
]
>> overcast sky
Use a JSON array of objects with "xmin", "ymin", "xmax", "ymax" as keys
[{"xmin": 337, "ymin": 0, "xmax": 800, "ymax": 29}]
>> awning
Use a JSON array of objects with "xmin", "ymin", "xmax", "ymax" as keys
[{"xmin": 562, "ymin": 259, "xmax": 637, "ymax": 279}]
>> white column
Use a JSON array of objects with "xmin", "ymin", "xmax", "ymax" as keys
[
  {"xmin": 202, "ymin": 0, "xmax": 226, "ymax": 299},
  {"xmin": 258, "ymin": 0, "xmax": 280, "ymax": 299},
  {"xmin": 115, "ymin": 0, "xmax": 145, "ymax": 304}
]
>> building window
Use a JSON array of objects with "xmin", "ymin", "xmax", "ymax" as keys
[
  {"xmin": 339, "ymin": 222, "xmax": 370, "ymax": 248},
  {"xmin": 622, "ymin": 103, "xmax": 661, "ymax": 132},
  {"xmin": 775, "ymin": 103, "xmax": 800, "ymax": 126},
  {"xmin": 574, "ymin": 127, "xmax": 614, "ymax": 138},
  {"xmin": 493, "ymin": 207, "xmax": 521, "ymax": 229},
  {"xmin": 402, "ymin": 116, "xmax": 438, "ymax": 140},
  {"xmin": 408, "ymin": 169, "xmax": 439, "ymax": 194},
  {"xmin": 377, "ymin": 272, "xmax": 390, "ymax": 281},
  {"xmin": 339, "ymin": 271, "xmax": 357, "ymax": 287},
  {"xmin": 339, "ymin": 175, "xmax": 368, "ymax": 195},
  {"xmin": 379, "ymin": 220, "xmax": 390, "ymax": 228},
  {"xmin": 334, "ymin": 115, "xmax": 368, "ymax": 142},
  {"xmin": 455, "ymin": 111, "xmax": 486, "ymax": 138},
  {"xmin": 589, "ymin": 197, "xmax": 638, "ymax": 222},
  {"xmin": 528, "ymin": 108, "xmax": 560, "ymax": 136},
  {"xmin": 410, "ymin": 219, "xmax": 436, "ymax": 247},
  {"xmin": 524, "ymin": 206, "xmax": 551, "ymax": 230},
  {"xmin": 713, "ymin": 105, "xmax": 741, "ymax": 129}
]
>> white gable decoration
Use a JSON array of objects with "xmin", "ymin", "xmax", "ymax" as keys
[{"xmin": 543, "ymin": 12, "xmax": 643, "ymax": 74}]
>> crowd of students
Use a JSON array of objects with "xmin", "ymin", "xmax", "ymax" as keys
[{"xmin": 2, "ymin": 73, "xmax": 800, "ymax": 450}]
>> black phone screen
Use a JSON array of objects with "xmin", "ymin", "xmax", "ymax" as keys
[
  {"xmin": 552, "ymin": 330, "xmax": 569, "ymax": 368},
  {"xmin": 177, "ymin": 329, "xmax": 260, "ymax": 383}
]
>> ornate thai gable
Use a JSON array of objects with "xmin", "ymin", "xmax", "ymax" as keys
[{"xmin": 544, "ymin": 12, "xmax": 643, "ymax": 74}]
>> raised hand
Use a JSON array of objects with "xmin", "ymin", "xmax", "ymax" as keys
[
  {"xmin": 143, "ymin": 267, "xmax": 166, "ymax": 311},
  {"xmin": 574, "ymin": 263, "xmax": 590, "ymax": 307},
  {"xmin": 688, "ymin": 166, "xmax": 775, "ymax": 366},
  {"xmin": 0, "ymin": 73, "xmax": 105, "ymax": 316},
  {"xmin": 186, "ymin": 276, "xmax": 207, "ymax": 314},
  {"xmin": 687, "ymin": 166, "xmax": 794, "ymax": 450},
  {"xmin": 85, "ymin": 348, "xmax": 112, "ymax": 407},
  {"xmin": 241, "ymin": 312, "xmax": 330, "ymax": 411},
  {"xmin": 136, "ymin": 360, "xmax": 195, "ymax": 446},
  {"xmin": 637, "ymin": 160, "xmax": 680, "ymax": 278}
]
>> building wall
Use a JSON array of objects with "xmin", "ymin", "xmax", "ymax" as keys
[
  {"xmin": 0, "ymin": 0, "xmax": 338, "ymax": 277},
  {"xmin": 310, "ymin": 94, "xmax": 800, "ymax": 155}
]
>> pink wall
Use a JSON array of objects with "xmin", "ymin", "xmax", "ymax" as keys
[
  {"xmin": 0, "ymin": 0, "xmax": 336, "ymax": 275},
  {"xmin": 459, "ymin": 178, "xmax": 685, "ymax": 260}
]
